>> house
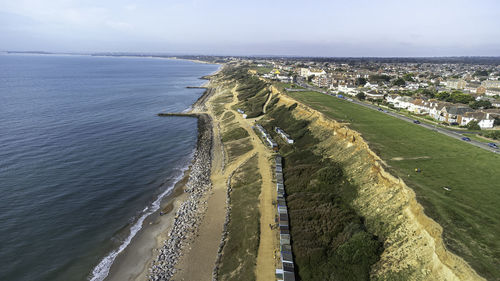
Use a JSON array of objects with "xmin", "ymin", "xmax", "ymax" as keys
[
  {"xmin": 429, "ymin": 102, "xmax": 450, "ymax": 120},
  {"xmin": 461, "ymin": 112, "xmax": 495, "ymax": 129},
  {"xmin": 338, "ymin": 84, "xmax": 359, "ymax": 96},
  {"xmin": 300, "ymin": 68, "xmax": 326, "ymax": 78},
  {"xmin": 409, "ymin": 98, "xmax": 431, "ymax": 114},
  {"xmin": 485, "ymin": 88, "xmax": 500, "ymax": 97},
  {"xmin": 364, "ymin": 81, "xmax": 378, "ymax": 89},
  {"xmin": 446, "ymin": 79, "xmax": 467, "ymax": 89},
  {"xmin": 393, "ymin": 96, "xmax": 414, "ymax": 109},
  {"xmin": 481, "ymin": 80, "xmax": 500, "ymax": 88},
  {"xmin": 365, "ymin": 90, "xmax": 384, "ymax": 100},
  {"xmin": 385, "ymin": 94, "xmax": 400, "ymax": 104},
  {"xmin": 439, "ymin": 106, "xmax": 474, "ymax": 123}
]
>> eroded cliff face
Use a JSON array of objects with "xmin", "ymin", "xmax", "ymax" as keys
[{"xmin": 271, "ymin": 87, "xmax": 483, "ymax": 281}]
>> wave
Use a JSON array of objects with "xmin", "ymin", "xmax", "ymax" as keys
[{"xmin": 88, "ymin": 152, "xmax": 194, "ymax": 281}]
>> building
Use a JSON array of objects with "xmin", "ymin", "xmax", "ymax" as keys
[
  {"xmin": 446, "ymin": 79, "xmax": 467, "ymax": 89},
  {"xmin": 300, "ymin": 68, "xmax": 326, "ymax": 78},
  {"xmin": 365, "ymin": 90, "xmax": 384, "ymax": 100},
  {"xmin": 439, "ymin": 106, "xmax": 474, "ymax": 124},
  {"xmin": 481, "ymin": 80, "xmax": 500, "ymax": 88},
  {"xmin": 409, "ymin": 99, "xmax": 431, "ymax": 114},
  {"xmin": 461, "ymin": 112, "xmax": 495, "ymax": 129},
  {"xmin": 275, "ymin": 127, "xmax": 294, "ymax": 144}
]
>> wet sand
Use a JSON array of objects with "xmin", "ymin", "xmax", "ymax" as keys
[{"xmin": 105, "ymin": 169, "xmax": 190, "ymax": 281}]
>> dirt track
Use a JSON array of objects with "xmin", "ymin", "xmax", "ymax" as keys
[{"xmin": 173, "ymin": 83, "xmax": 277, "ymax": 281}]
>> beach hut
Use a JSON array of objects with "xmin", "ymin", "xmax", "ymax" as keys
[
  {"xmin": 283, "ymin": 271, "xmax": 296, "ymax": 281},
  {"xmin": 279, "ymin": 213, "xmax": 288, "ymax": 222},
  {"xmin": 276, "ymin": 173, "xmax": 284, "ymax": 183},
  {"xmin": 280, "ymin": 234, "xmax": 291, "ymax": 245},
  {"xmin": 280, "ymin": 229, "xmax": 290, "ymax": 235},
  {"xmin": 281, "ymin": 244, "xmax": 292, "ymax": 252},
  {"xmin": 280, "ymin": 225, "xmax": 289, "ymax": 231},
  {"xmin": 277, "ymin": 198, "xmax": 287, "ymax": 206},
  {"xmin": 282, "ymin": 261, "xmax": 294, "ymax": 272},
  {"xmin": 275, "ymin": 269, "xmax": 284, "ymax": 281},
  {"xmin": 281, "ymin": 250, "xmax": 294, "ymax": 264}
]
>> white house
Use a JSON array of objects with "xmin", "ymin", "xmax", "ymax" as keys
[
  {"xmin": 460, "ymin": 112, "xmax": 495, "ymax": 129},
  {"xmin": 338, "ymin": 84, "xmax": 358, "ymax": 96},
  {"xmin": 393, "ymin": 96, "xmax": 414, "ymax": 109},
  {"xmin": 300, "ymin": 68, "xmax": 326, "ymax": 78}
]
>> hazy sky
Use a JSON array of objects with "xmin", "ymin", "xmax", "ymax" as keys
[{"xmin": 1, "ymin": 0, "xmax": 499, "ymax": 56}]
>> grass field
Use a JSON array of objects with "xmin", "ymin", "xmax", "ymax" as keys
[
  {"xmin": 218, "ymin": 155, "xmax": 261, "ymax": 281},
  {"xmin": 287, "ymin": 90, "xmax": 500, "ymax": 280}
]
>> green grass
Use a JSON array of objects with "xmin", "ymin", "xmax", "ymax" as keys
[
  {"xmin": 221, "ymin": 111, "xmax": 235, "ymax": 124},
  {"xmin": 253, "ymin": 66, "xmax": 273, "ymax": 74},
  {"xmin": 222, "ymin": 127, "xmax": 249, "ymax": 142},
  {"xmin": 218, "ymin": 155, "xmax": 261, "ymax": 281},
  {"xmin": 287, "ymin": 90, "xmax": 500, "ymax": 280},
  {"xmin": 225, "ymin": 138, "xmax": 253, "ymax": 163}
]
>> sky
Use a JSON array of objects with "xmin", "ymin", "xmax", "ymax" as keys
[{"xmin": 1, "ymin": 0, "xmax": 499, "ymax": 57}]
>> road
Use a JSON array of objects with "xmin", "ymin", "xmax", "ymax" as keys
[{"xmin": 295, "ymin": 79, "xmax": 499, "ymax": 154}]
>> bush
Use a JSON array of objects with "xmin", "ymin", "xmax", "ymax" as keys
[{"xmin": 467, "ymin": 120, "xmax": 481, "ymax": 130}]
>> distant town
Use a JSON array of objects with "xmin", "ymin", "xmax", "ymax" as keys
[{"xmin": 244, "ymin": 58, "xmax": 500, "ymax": 130}]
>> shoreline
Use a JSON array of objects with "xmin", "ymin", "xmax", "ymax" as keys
[
  {"xmin": 103, "ymin": 113, "xmax": 214, "ymax": 281},
  {"xmin": 98, "ymin": 65, "xmax": 221, "ymax": 281}
]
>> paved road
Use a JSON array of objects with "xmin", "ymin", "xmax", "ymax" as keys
[{"xmin": 295, "ymin": 80, "xmax": 499, "ymax": 154}]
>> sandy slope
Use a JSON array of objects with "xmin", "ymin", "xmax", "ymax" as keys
[{"xmin": 270, "ymin": 86, "xmax": 484, "ymax": 281}]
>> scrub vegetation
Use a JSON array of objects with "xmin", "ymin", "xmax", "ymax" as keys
[
  {"xmin": 261, "ymin": 103, "xmax": 382, "ymax": 281},
  {"xmin": 218, "ymin": 155, "xmax": 261, "ymax": 281},
  {"xmin": 287, "ymin": 90, "xmax": 500, "ymax": 280}
]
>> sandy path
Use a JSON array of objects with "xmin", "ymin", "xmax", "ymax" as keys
[
  {"xmin": 262, "ymin": 89, "xmax": 273, "ymax": 114},
  {"xmin": 224, "ymin": 86, "xmax": 277, "ymax": 281},
  {"xmin": 174, "ymin": 83, "xmax": 277, "ymax": 281},
  {"xmin": 173, "ymin": 85, "xmax": 261, "ymax": 280}
]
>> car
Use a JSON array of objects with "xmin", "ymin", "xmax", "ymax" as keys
[
  {"xmin": 378, "ymin": 108, "xmax": 383, "ymax": 111},
  {"xmin": 488, "ymin": 143, "xmax": 498, "ymax": 148},
  {"xmin": 461, "ymin": 137, "xmax": 471, "ymax": 142},
  {"xmin": 413, "ymin": 120, "xmax": 421, "ymax": 124}
]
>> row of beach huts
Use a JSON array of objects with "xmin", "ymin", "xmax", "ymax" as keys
[
  {"xmin": 275, "ymin": 155, "xmax": 295, "ymax": 281},
  {"xmin": 255, "ymin": 124, "xmax": 279, "ymax": 151}
]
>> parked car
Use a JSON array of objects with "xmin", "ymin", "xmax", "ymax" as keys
[
  {"xmin": 378, "ymin": 108, "xmax": 383, "ymax": 111},
  {"xmin": 461, "ymin": 137, "xmax": 471, "ymax": 142},
  {"xmin": 413, "ymin": 120, "xmax": 421, "ymax": 124},
  {"xmin": 488, "ymin": 143, "xmax": 498, "ymax": 148}
]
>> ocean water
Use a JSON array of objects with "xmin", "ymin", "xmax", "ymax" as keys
[{"xmin": 0, "ymin": 54, "xmax": 219, "ymax": 281}]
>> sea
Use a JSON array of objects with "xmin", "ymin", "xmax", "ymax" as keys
[{"xmin": 0, "ymin": 54, "xmax": 219, "ymax": 281}]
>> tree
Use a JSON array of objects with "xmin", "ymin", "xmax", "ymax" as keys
[
  {"xmin": 356, "ymin": 92, "xmax": 366, "ymax": 100},
  {"xmin": 356, "ymin": 77, "xmax": 367, "ymax": 86},
  {"xmin": 467, "ymin": 120, "xmax": 481, "ymax": 130},
  {"xmin": 474, "ymin": 70, "xmax": 489, "ymax": 77},
  {"xmin": 419, "ymin": 89, "xmax": 435, "ymax": 98},
  {"xmin": 495, "ymin": 117, "xmax": 500, "ymax": 126},
  {"xmin": 393, "ymin": 78, "xmax": 406, "ymax": 86},
  {"xmin": 307, "ymin": 75, "xmax": 314, "ymax": 82},
  {"xmin": 470, "ymin": 100, "xmax": 493, "ymax": 109},
  {"xmin": 436, "ymin": 91, "xmax": 451, "ymax": 101},
  {"xmin": 403, "ymin": 73, "xmax": 415, "ymax": 82}
]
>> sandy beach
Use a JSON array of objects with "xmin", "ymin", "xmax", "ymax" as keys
[{"xmin": 103, "ymin": 74, "xmax": 218, "ymax": 281}]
